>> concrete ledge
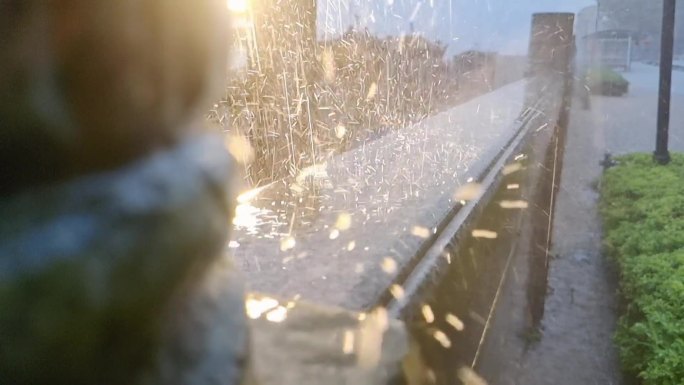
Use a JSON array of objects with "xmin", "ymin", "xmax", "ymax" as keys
[
  {"xmin": 247, "ymin": 293, "xmax": 411, "ymax": 385},
  {"xmin": 232, "ymin": 80, "xmax": 530, "ymax": 310}
]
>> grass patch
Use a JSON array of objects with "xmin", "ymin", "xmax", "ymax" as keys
[{"xmin": 600, "ymin": 153, "xmax": 684, "ymax": 385}]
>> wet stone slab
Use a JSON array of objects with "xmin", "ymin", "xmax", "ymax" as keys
[{"xmin": 230, "ymin": 79, "xmax": 561, "ymax": 311}]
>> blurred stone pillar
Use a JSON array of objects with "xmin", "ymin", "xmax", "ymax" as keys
[
  {"xmin": 528, "ymin": 13, "xmax": 576, "ymax": 75},
  {"xmin": 524, "ymin": 12, "xmax": 575, "ymax": 326},
  {"xmin": 526, "ymin": 12, "xmax": 575, "ymax": 133},
  {"xmin": 0, "ymin": 2, "xmax": 249, "ymax": 384}
]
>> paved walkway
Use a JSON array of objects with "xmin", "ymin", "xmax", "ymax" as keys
[
  {"xmin": 586, "ymin": 63, "xmax": 684, "ymax": 155},
  {"xmin": 506, "ymin": 63, "xmax": 684, "ymax": 384},
  {"xmin": 513, "ymin": 88, "xmax": 624, "ymax": 385}
]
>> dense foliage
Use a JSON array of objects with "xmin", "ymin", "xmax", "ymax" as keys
[
  {"xmin": 211, "ymin": 7, "xmax": 508, "ymax": 186},
  {"xmin": 600, "ymin": 153, "xmax": 684, "ymax": 385}
]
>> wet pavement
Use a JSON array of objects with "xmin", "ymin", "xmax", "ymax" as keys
[
  {"xmin": 479, "ymin": 62, "xmax": 684, "ymax": 384},
  {"xmin": 228, "ymin": 80, "xmax": 536, "ymax": 310},
  {"xmin": 589, "ymin": 62, "xmax": 684, "ymax": 155},
  {"xmin": 512, "ymin": 86, "xmax": 624, "ymax": 385}
]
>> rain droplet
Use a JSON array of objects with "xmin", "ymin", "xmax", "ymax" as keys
[
  {"xmin": 426, "ymin": 369, "xmax": 436, "ymax": 383},
  {"xmin": 330, "ymin": 229, "xmax": 340, "ymax": 239},
  {"xmin": 245, "ymin": 296, "xmax": 279, "ymax": 319},
  {"xmin": 335, "ymin": 212, "xmax": 352, "ymax": 230},
  {"xmin": 296, "ymin": 252, "xmax": 308, "ymax": 260},
  {"xmin": 454, "ymin": 182, "xmax": 483, "ymax": 201},
  {"xmin": 502, "ymin": 162, "xmax": 522, "ymax": 175},
  {"xmin": 433, "ymin": 330, "xmax": 451, "ymax": 348},
  {"xmin": 506, "ymin": 184, "xmax": 520, "ymax": 190},
  {"xmin": 472, "ymin": 229, "xmax": 498, "ymax": 239},
  {"xmin": 265, "ymin": 306, "xmax": 288, "ymax": 323},
  {"xmin": 457, "ymin": 367, "xmax": 488, "ymax": 385},
  {"xmin": 347, "ymin": 241, "xmax": 356, "ymax": 251},
  {"xmin": 225, "ymin": 134, "xmax": 254, "ymax": 165},
  {"xmin": 468, "ymin": 310, "xmax": 486, "ymax": 326},
  {"xmin": 390, "ymin": 284, "xmax": 405, "ymax": 300},
  {"xmin": 445, "ymin": 313, "xmax": 465, "ymax": 331},
  {"xmin": 443, "ymin": 252, "xmax": 452, "ymax": 264},
  {"xmin": 366, "ymin": 82, "xmax": 378, "ymax": 101},
  {"xmin": 342, "ymin": 330, "xmax": 355, "ymax": 354},
  {"xmin": 411, "ymin": 226, "xmax": 431, "ymax": 239},
  {"xmin": 335, "ymin": 124, "xmax": 347, "ymax": 139},
  {"xmin": 280, "ymin": 236, "xmax": 296, "ymax": 251},
  {"xmin": 381, "ymin": 257, "xmax": 397, "ymax": 274},
  {"xmin": 499, "ymin": 200, "xmax": 529, "ymax": 209},
  {"xmin": 321, "ymin": 47, "xmax": 336, "ymax": 83},
  {"xmin": 421, "ymin": 304, "xmax": 435, "ymax": 323}
]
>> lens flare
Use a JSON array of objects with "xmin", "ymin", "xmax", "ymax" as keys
[{"xmin": 227, "ymin": 0, "xmax": 248, "ymax": 13}]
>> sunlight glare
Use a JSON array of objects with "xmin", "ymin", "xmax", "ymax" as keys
[{"xmin": 226, "ymin": 0, "xmax": 249, "ymax": 13}]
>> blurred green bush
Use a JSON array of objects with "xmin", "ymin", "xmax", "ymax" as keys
[
  {"xmin": 600, "ymin": 153, "xmax": 684, "ymax": 385},
  {"xmin": 585, "ymin": 67, "xmax": 630, "ymax": 96}
]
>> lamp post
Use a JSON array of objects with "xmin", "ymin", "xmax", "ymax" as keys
[
  {"xmin": 595, "ymin": 0, "xmax": 600, "ymax": 32},
  {"xmin": 654, "ymin": 0, "xmax": 676, "ymax": 165}
]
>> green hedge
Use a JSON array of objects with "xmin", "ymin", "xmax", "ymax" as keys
[
  {"xmin": 586, "ymin": 67, "xmax": 629, "ymax": 87},
  {"xmin": 585, "ymin": 67, "xmax": 630, "ymax": 96},
  {"xmin": 600, "ymin": 153, "xmax": 684, "ymax": 385}
]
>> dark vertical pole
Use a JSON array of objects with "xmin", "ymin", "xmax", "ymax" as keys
[{"xmin": 655, "ymin": 0, "xmax": 676, "ymax": 165}]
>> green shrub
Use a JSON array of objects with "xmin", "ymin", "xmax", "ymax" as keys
[
  {"xmin": 585, "ymin": 67, "xmax": 630, "ymax": 96},
  {"xmin": 600, "ymin": 153, "xmax": 684, "ymax": 384},
  {"xmin": 586, "ymin": 67, "xmax": 629, "ymax": 86}
]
